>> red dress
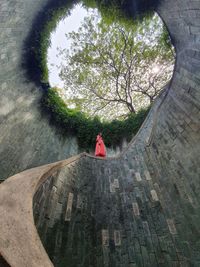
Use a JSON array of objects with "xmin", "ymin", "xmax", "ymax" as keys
[{"xmin": 95, "ymin": 135, "xmax": 106, "ymax": 157}]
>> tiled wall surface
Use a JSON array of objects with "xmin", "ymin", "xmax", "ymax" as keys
[
  {"xmin": 0, "ymin": 0, "xmax": 79, "ymax": 180},
  {"xmin": 34, "ymin": 83, "xmax": 200, "ymax": 266},
  {"xmin": 0, "ymin": 0, "xmax": 200, "ymax": 266}
]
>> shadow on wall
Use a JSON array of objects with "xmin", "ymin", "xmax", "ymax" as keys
[
  {"xmin": 117, "ymin": 0, "xmax": 160, "ymax": 17},
  {"xmin": 0, "ymin": 255, "xmax": 11, "ymax": 267},
  {"xmin": 22, "ymin": 0, "xmax": 77, "ymax": 88}
]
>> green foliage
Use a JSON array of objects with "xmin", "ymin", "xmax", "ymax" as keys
[
  {"xmin": 60, "ymin": 12, "xmax": 174, "ymax": 119},
  {"xmin": 39, "ymin": 6, "xmax": 74, "ymax": 83},
  {"xmin": 82, "ymin": 0, "xmax": 159, "ymax": 21},
  {"xmin": 43, "ymin": 88, "xmax": 150, "ymax": 149},
  {"xmin": 26, "ymin": 0, "xmax": 77, "ymax": 85},
  {"xmin": 159, "ymin": 24, "xmax": 175, "ymax": 57},
  {"xmin": 26, "ymin": 1, "xmax": 166, "ymax": 150}
]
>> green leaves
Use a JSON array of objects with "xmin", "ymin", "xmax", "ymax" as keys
[
  {"xmin": 60, "ymin": 12, "xmax": 174, "ymax": 120},
  {"xmin": 43, "ymin": 87, "xmax": 149, "ymax": 149},
  {"xmin": 35, "ymin": 2, "xmax": 174, "ymax": 149}
]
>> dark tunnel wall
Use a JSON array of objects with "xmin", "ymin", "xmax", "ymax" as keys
[
  {"xmin": 0, "ymin": 0, "xmax": 79, "ymax": 181},
  {"xmin": 0, "ymin": 0, "xmax": 198, "ymax": 179},
  {"xmin": 0, "ymin": 255, "xmax": 11, "ymax": 267},
  {"xmin": 33, "ymin": 88, "xmax": 200, "ymax": 266},
  {"xmin": 0, "ymin": 0, "xmax": 200, "ymax": 266}
]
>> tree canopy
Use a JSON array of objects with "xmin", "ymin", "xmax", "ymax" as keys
[{"xmin": 59, "ymin": 12, "xmax": 174, "ymax": 120}]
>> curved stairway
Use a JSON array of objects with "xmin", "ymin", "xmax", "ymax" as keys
[
  {"xmin": 0, "ymin": 86, "xmax": 200, "ymax": 266},
  {"xmin": 0, "ymin": 0, "xmax": 200, "ymax": 266}
]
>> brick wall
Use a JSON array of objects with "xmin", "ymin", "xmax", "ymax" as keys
[
  {"xmin": 0, "ymin": 0, "xmax": 80, "ymax": 180},
  {"xmin": 1, "ymin": 0, "xmax": 200, "ymax": 266}
]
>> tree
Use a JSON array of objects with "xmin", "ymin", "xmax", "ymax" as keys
[{"xmin": 59, "ymin": 12, "xmax": 174, "ymax": 120}]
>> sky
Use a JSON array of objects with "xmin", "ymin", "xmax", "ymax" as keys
[
  {"xmin": 47, "ymin": 8, "xmax": 164, "ymax": 88},
  {"xmin": 47, "ymin": 4, "xmax": 96, "ymax": 87}
]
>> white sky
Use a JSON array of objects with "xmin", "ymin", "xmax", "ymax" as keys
[{"xmin": 47, "ymin": 4, "xmax": 96, "ymax": 87}]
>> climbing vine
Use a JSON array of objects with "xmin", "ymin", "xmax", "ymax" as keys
[{"xmin": 43, "ymin": 88, "xmax": 150, "ymax": 149}]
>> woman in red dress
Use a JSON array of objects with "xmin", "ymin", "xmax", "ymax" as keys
[{"xmin": 95, "ymin": 133, "xmax": 106, "ymax": 157}]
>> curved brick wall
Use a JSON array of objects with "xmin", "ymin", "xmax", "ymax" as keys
[
  {"xmin": 33, "ymin": 80, "xmax": 199, "ymax": 266},
  {"xmin": 0, "ymin": 0, "xmax": 200, "ymax": 266},
  {"xmin": 0, "ymin": 0, "xmax": 79, "ymax": 180}
]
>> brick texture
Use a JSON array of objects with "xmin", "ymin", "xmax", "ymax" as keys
[{"xmin": 1, "ymin": 0, "xmax": 200, "ymax": 266}]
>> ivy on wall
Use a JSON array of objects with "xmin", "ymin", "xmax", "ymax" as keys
[
  {"xmin": 43, "ymin": 88, "xmax": 150, "ymax": 149},
  {"xmin": 24, "ymin": 0, "xmax": 150, "ymax": 150},
  {"xmin": 24, "ymin": 0, "xmax": 79, "ymax": 85},
  {"xmin": 84, "ymin": 0, "xmax": 159, "ymax": 20}
]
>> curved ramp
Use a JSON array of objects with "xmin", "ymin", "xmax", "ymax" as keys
[
  {"xmin": 0, "ymin": 86, "xmax": 200, "ymax": 266},
  {"xmin": 0, "ymin": 155, "xmax": 86, "ymax": 267},
  {"xmin": 0, "ymin": 0, "xmax": 200, "ymax": 266}
]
